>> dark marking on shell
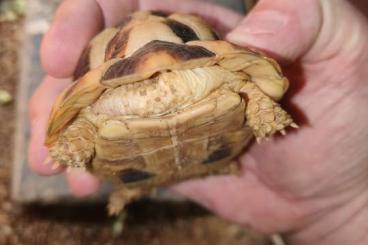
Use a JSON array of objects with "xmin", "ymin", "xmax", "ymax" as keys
[
  {"xmin": 102, "ymin": 57, "xmax": 137, "ymax": 80},
  {"xmin": 119, "ymin": 168, "xmax": 155, "ymax": 183},
  {"xmin": 166, "ymin": 19, "xmax": 199, "ymax": 42},
  {"xmin": 203, "ymin": 145, "xmax": 232, "ymax": 164},
  {"xmin": 211, "ymin": 30, "xmax": 220, "ymax": 40},
  {"xmin": 151, "ymin": 10, "xmax": 170, "ymax": 17},
  {"xmin": 102, "ymin": 40, "xmax": 215, "ymax": 81},
  {"xmin": 105, "ymin": 29, "xmax": 131, "ymax": 61},
  {"xmin": 73, "ymin": 45, "xmax": 91, "ymax": 80}
]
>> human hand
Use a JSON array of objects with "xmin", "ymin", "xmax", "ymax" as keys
[
  {"xmin": 173, "ymin": 0, "xmax": 368, "ymax": 244},
  {"xmin": 29, "ymin": 0, "xmax": 368, "ymax": 244}
]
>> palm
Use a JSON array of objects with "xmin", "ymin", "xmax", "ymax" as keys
[
  {"xmin": 248, "ymin": 59, "xmax": 368, "ymax": 196},
  {"xmin": 171, "ymin": 0, "xmax": 368, "ymax": 232},
  {"xmin": 175, "ymin": 39, "xmax": 368, "ymax": 232}
]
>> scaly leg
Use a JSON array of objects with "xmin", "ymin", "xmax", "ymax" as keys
[
  {"xmin": 240, "ymin": 82, "xmax": 297, "ymax": 141},
  {"xmin": 108, "ymin": 186, "xmax": 142, "ymax": 216},
  {"xmin": 49, "ymin": 116, "xmax": 96, "ymax": 168}
]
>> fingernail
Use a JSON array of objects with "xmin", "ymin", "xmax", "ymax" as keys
[
  {"xmin": 43, "ymin": 155, "xmax": 53, "ymax": 165},
  {"xmin": 67, "ymin": 168, "xmax": 100, "ymax": 197},
  {"xmin": 227, "ymin": 10, "xmax": 288, "ymax": 42},
  {"xmin": 51, "ymin": 162, "xmax": 61, "ymax": 170}
]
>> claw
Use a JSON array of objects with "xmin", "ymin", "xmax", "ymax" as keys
[
  {"xmin": 66, "ymin": 166, "xmax": 72, "ymax": 173},
  {"xmin": 280, "ymin": 129, "xmax": 286, "ymax": 135},
  {"xmin": 290, "ymin": 123, "xmax": 299, "ymax": 129},
  {"xmin": 256, "ymin": 137, "xmax": 262, "ymax": 144}
]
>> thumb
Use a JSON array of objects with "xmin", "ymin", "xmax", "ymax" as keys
[{"xmin": 226, "ymin": 0, "xmax": 322, "ymax": 62}]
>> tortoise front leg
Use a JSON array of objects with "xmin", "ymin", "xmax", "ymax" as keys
[
  {"xmin": 240, "ymin": 82, "xmax": 297, "ymax": 141},
  {"xmin": 49, "ymin": 116, "xmax": 96, "ymax": 169}
]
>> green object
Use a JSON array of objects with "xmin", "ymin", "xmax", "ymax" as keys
[
  {"xmin": 112, "ymin": 212, "xmax": 127, "ymax": 237},
  {"xmin": 0, "ymin": 0, "xmax": 25, "ymax": 21},
  {"xmin": 0, "ymin": 89, "xmax": 13, "ymax": 105}
]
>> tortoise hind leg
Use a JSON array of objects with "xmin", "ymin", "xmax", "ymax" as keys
[
  {"xmin": 108, "ymin": 186, "xmax": 142, "ymax": 215},
  {"xmin": 240, "ymin": 82, "xmax": 296, "ymax": 141},
  {"xmin": 49, "ymin": 116, "xmax": 96, "ymax": 168}
]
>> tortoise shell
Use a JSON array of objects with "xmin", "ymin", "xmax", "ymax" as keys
[{"xmin": 45, "ymin": 11, "xmax": 295, "ymax": 214}]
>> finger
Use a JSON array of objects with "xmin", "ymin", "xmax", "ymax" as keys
[
  {"xmin": 95, "ymin": 0, "xmax": 137, "ymax": 27},
  {"xmin": 139, "ymin": 0, "xmax": 243, "ymax": 35},
  {"xmin": 41, "ymin": 0, "xmax": 104, "ymax": 77},
  {"xmin": 28, "ymin": 76, "xmax": 70, "ymax": 175},
  {"xmin": 226, "ymin": 0, "xmax": 322, "ymax": 62},
  {"xmin": 66, "ymin": 168, "xmax": 101, "ymax": 197},
  {"xmin": 172, "ymin": 170, "xmax": 304, "ymax": 233}
]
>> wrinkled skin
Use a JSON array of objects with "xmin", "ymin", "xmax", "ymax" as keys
[{"xmin": 29, "ymin": 0, "xmax": 368, "ymax": 244}]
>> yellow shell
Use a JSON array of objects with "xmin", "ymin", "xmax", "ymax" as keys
[{"xmin": 46, "ymin": 11, "xmax": 294, "ymax": 215}]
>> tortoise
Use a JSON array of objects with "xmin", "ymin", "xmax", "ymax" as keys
[{"xmin": 45, "ymin": 11, "xmax": 296, "ymax": 214}]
